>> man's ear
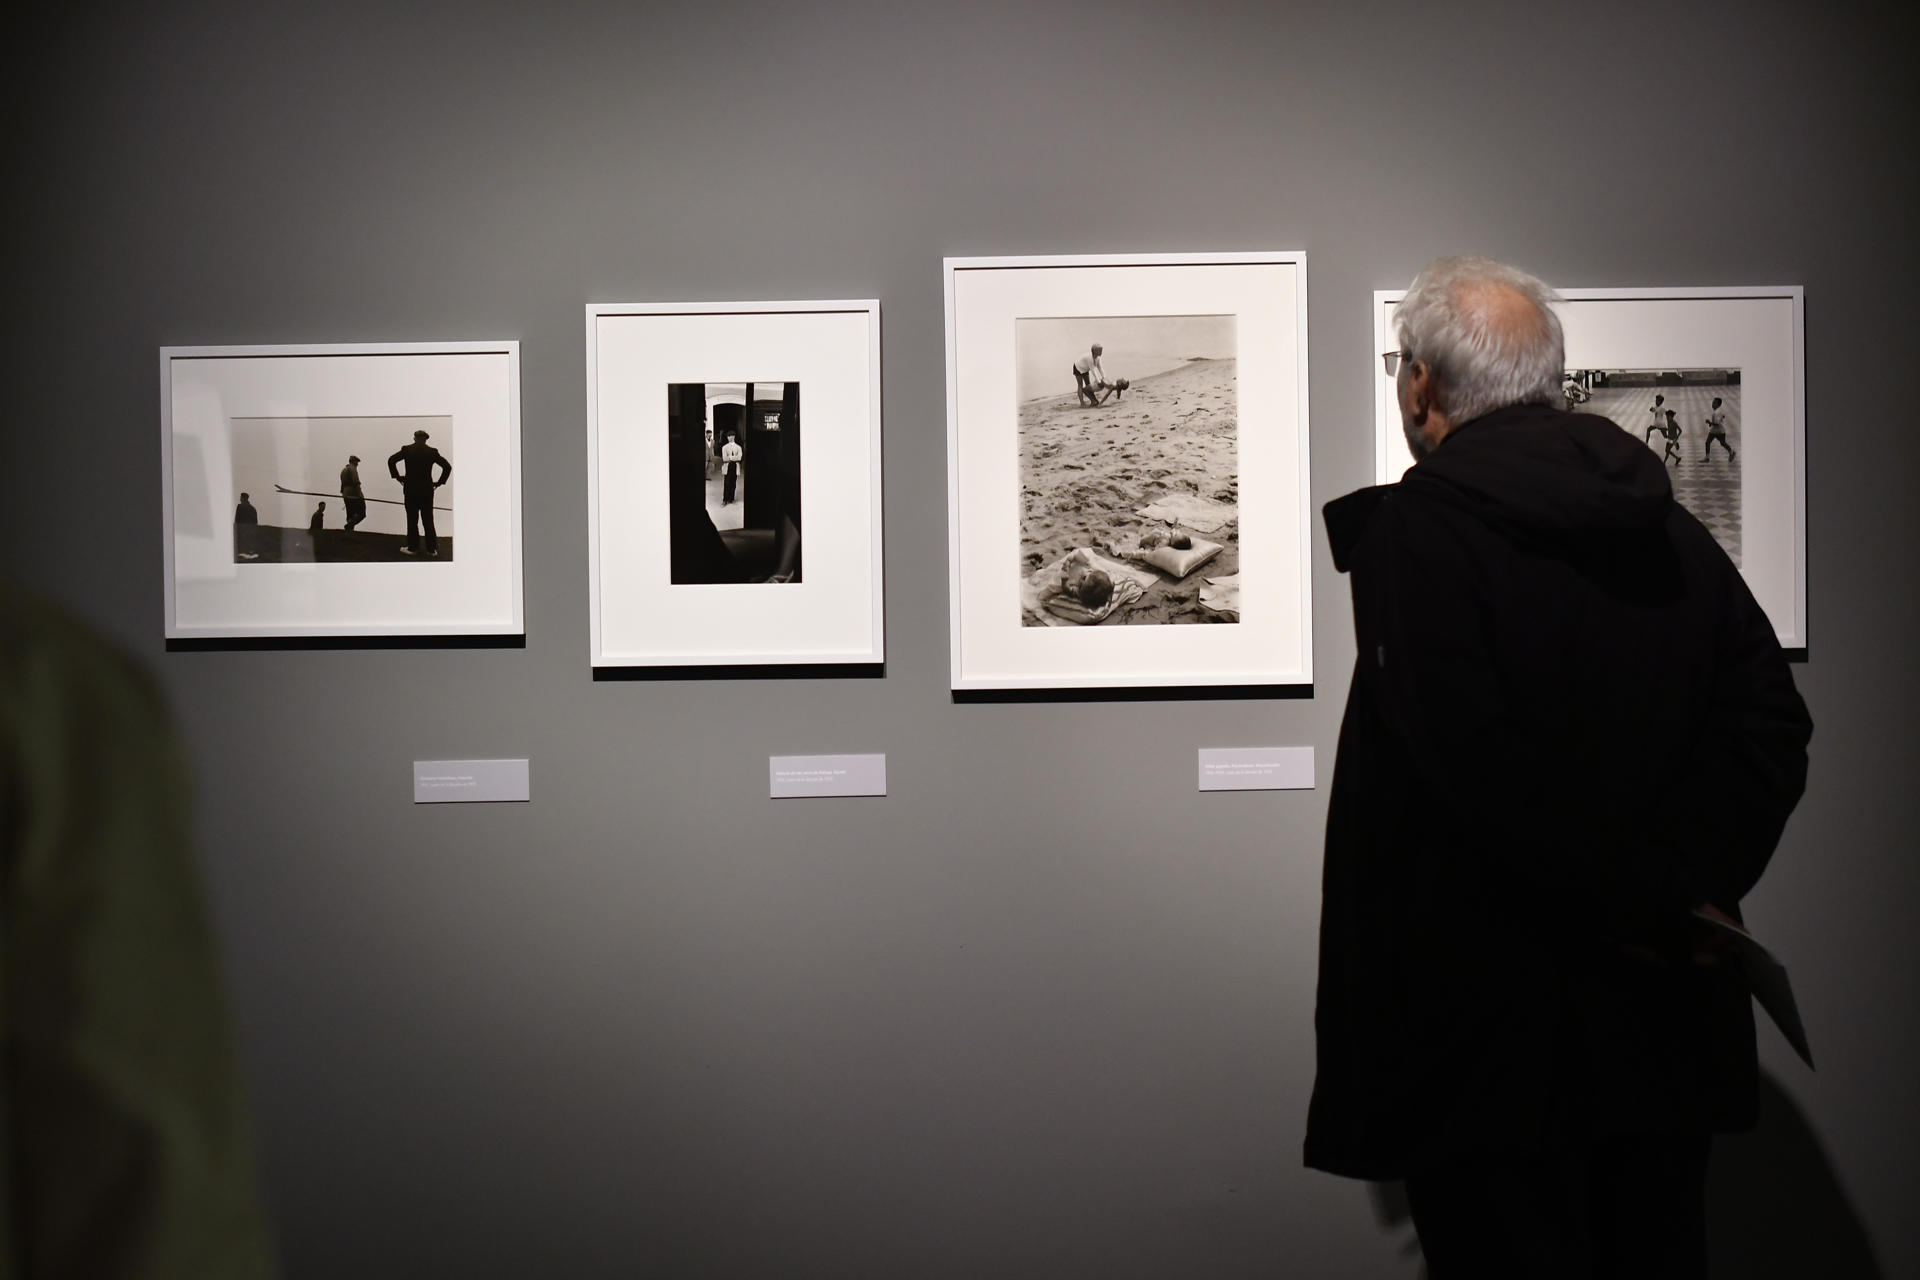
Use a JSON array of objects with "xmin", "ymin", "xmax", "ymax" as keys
[{"xmin": 1403, "ymin": 361, "xmax": 1431, "ymax": 423}]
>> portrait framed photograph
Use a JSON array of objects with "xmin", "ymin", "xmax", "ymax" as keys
[
  {"xmin": 1371, "ymin": 286, "xmax": 1806, "ymax": 648},
  {"xmin": 944, "ymin": 252, "xmax": 1312, "ymax": 691},
  {"xmin": 161, "ymin": 341, "xmax": 524, "ymax": 639},
  {"xmin": 586, "ymin": 299, "xmax": 883, "ymax": 668}
]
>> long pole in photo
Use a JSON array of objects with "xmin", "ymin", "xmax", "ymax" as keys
[{"xmin": 272, "ymin": 484, "xmax": 451, "ymax": 513}]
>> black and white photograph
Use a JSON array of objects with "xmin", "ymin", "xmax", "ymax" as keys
[
  {"xmin": 229, "ymin": 415, "xmax": 455, "ymax": 562},
  {"xmin": 1571, "ymin": 367, "xmax": 1743, "ymax": 565},
  {"xmin": 1374, "ymin": 286, "xmax": 1803, "ymax": 647},
  {"xmin": 588, "ymin": 301, "xmax": 879, "ymax": 667},
  {"xmin": 1014, "ymin": 314, "xmax": 1239, "ymax": 626},
  {"xmin": 162, "ymin": 341, "xmax": 522, "ymax": 639},
  {"xmin": 946, "ymin": 252, "xmax": 1310, "ymax": 690},
  {"xmin": 667, "ymin": 382, "xmax": 802, "ymax": 584}
]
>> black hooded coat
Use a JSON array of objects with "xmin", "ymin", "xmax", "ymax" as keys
[{"xmin": 1305, "ymin": 403, "xmax": 1811, "ymax": 1180}]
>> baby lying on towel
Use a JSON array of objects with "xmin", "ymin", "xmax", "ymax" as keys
[{"xmin": 1022, "ymin": 548, "xmax": 1150, "ymax": 625}]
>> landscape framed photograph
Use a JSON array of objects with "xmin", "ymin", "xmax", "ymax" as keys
[
  {"xmin": 161, "ymin": 341, "xmax": 523, "ymax": 639},
  {"xmin": 586, "ymin": 300, "xmax": 883, "ymax": 668},
  {"xmin": 1372, "ymin": 286, "xmax": 1806, "ymax": 648},
  {"xmin": 944, "ymin": 252, "xmax": 1311, "ymax": 691}
]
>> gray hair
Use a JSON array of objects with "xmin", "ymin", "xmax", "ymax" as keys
[{"xmin": 1396, "ymin": 256, "xmax": 1565, "ymax": 425}]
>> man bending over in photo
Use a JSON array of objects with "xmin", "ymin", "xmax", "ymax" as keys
[{"xmin": 1072, "ymin": 343, "xmax": 1108, "ymax": 406}]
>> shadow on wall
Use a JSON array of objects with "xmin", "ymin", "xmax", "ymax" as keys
[
  {"xmin": 1706, "ymin": 1073, "xmax": 1883, "ymax": 1278},
  {"xmin": 1363, "ymin": 1074, "xmax": 1882, "ymax": 1278}
]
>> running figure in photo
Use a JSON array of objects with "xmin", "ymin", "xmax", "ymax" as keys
[
  {"xmin": 1703, "ymin": 397, "xmax": 1735, "ymax": 461},
  {"xmin": 1645, "ymin": 393, "xmax": 1668, "ymax": 443},
  {"xmin": 1661, "ymin": 409, "xmax": 1683, "ymax": 466}
]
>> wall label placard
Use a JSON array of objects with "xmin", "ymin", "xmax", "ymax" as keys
[
  {"xmin": 413, "ymin": 758, "xmax": 531, "ymax": 803},
  {"xmin": 769, "ymin": 753, "xmax": 887, "ymax": 798},
  {"xmin": 1197, "ymin": 746, "xmax": 1314, "ymax": 792}
]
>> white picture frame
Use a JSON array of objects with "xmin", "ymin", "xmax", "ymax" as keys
[
  {"xmin": 586, "ymin": 300, "xmax": 884, "ymax": 668},
  {"xmin": 945, "ymin": 252, "xmax": 1312, "ymax": 691},
  {"xmin": 161, "ymin": 341, "xmax": 524, "ymax": 639},
  {"xmin": 1372, "ymin": 286, "xmax": 1806, "ymax": 648}
]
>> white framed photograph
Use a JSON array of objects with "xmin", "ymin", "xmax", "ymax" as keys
[
  {"xmin": 586, "ymin": 300, "xmax": 883, "ymax": 668},
  {"xmin": 1372, "ymin": 286, "xmax": 1806, "ymax": 648},
  {"xmin": 161, "ymin": 341, "xmax": 524, "ymax": 639},
  {"xmin": 945, "ymin": 252, "xmax": 1312, "ymax": 691}
]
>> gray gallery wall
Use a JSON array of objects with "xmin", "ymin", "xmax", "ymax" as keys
[{"xmin": 5, "ymin": 1, "xmax": 1914, "ymax": 1275}]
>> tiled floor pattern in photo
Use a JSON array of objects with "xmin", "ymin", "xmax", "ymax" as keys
[{"xmin": 1582, "ymin": 384, "xmax": 1742, "ymax": 567}]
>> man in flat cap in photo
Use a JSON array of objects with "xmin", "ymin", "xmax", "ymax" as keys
[
  {"xmin": 388, "ymin": 429, "xmax": 450, "ymax": 557},
  {"xmin": 339, "ymin": 453, "xmax": 366, "ymax": 533}
]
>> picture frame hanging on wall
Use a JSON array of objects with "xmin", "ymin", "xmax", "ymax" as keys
[
  {"xmin": 944, "ymin": 252, "xmax": 1312, "ymax": 691},
  {"xmin": 586, "ymin": 299, "xmax": 884, "ymax": 668},
  {"xmin": 161, "ymin": 341, "xmax": 524, "ymax": 639},
  {"xmin": 1371, "ymin": 285, "xmax": 1806, "ymax": 648}
]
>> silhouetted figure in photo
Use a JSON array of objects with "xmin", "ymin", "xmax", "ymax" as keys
[
  {"xmin": 720, "ymin": 431, "xmax": 742, "ymax": 505},
  {"xmin": 308, "ymin": 501, "xmax": 326, "ymax": 533},
  {"xmin": 388, "ymin": 428, "xmax": 450, "ymax": 557},
  {"xmin": 1645, "ymin": 392, "xmax": 1668, "ymax": 443},
  {"xmin": 1312, "ymin": 256, "xmax": 1811, "ymax": 1280},
  {"xmin": 233, "ymin": 492, "xmax": 260, "ymax": 561},
  {"xmin": 1704, "ymin": 397, "xmax": 1735, "ymax": 461},
  {"xmin": 340, "ymin": 453, "xmax": 366, "ymax": 531}
]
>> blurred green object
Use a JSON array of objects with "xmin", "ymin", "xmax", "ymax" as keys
[{"xmin": 1, "ymin": 587, "xmax": 275, "ymax": 1279}]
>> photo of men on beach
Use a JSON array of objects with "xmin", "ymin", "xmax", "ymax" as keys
[
  {"xmin": 1015, "ymin": 315, "xmax": 1239, "ymax": 626},
  {"xmin": 229, "ymin": 415, "xmax": 454, "ymax": 562},
  {"xmin": 667, "ymin": 382, "xmax": 802, "ymax": 584},
  {"xmin": 1571, "ymin": 367, "xmax": 1742, "ymax": 566}
]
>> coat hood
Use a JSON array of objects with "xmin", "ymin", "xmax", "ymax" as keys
[{"xmin": 1328, "ymin": 403, "xmax": 1673, "ymax": 568}]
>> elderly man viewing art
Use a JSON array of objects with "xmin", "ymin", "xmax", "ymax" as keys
[{"xmin": 1307, "ymin": 256, "xmax": 1811, "ymax": 1278}]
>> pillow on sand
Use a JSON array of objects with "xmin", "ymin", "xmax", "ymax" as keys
[{"xmin": 1131, "ymin": 537, "xmax": 1221, "ymax": 580}]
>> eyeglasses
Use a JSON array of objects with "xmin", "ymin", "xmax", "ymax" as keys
[{"xmin": 1381, "ymin": 350, "xmax": 1413, "ymax": 377}]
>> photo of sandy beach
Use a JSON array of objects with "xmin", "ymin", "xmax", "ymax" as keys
[{"xmin": 1015, "ymin": 315, "xmax": 1238, "ymax": 626}]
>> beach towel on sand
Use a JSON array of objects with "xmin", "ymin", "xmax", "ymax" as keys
[
  {"xmin": 1021, "ymin": 549, "xmax": 1153, "ymax": 626},
  {"xmin": 1136, "ymin": 494, "xmax": 1235, "ymax": 533},
  {"xmin": 1199, "ymin": 573, "xmax": 1240, "ymax": 621}
]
